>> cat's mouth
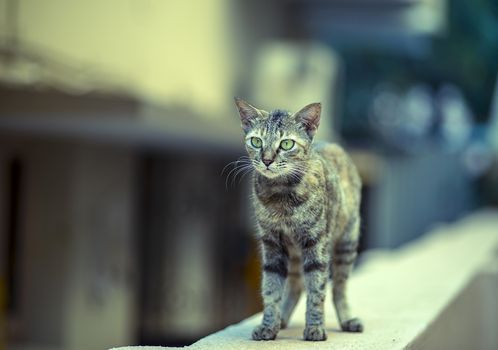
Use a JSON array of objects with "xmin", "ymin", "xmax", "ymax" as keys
[{"xmin": 257, "ymin": 166, "xmax": 282, "ymax": 179}]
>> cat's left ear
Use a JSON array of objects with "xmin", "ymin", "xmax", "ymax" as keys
[
  {"xmin": 294, "ymin": 102, "xmax": 321, "ymax": 138},
  {"xmin": 234, "ymin": 97, "xmax": 263, "ymax": 133}
]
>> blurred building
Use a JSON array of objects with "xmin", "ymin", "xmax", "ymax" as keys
[{"xmin": 1, "ymin": 0, "xmax": 497, "ymax": 349}]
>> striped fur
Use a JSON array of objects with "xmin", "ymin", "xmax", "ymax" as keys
[{"xmin": 235, "ymin": 99, "xmax": 363, "ymax": 341}]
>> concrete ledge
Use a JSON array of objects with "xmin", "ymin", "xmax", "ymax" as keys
[{"xmin": 111, "ymin": 211, "xmax": 498, "ymax": 350}]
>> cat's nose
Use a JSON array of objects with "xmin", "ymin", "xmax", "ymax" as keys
[{"xmin": 262, "ymin": 159, "xmax": 274, "ymax": 167}]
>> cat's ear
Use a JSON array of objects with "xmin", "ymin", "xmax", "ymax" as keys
[
  {"xmin": 234, "ymin": 97, "xmax": 262, "ymax": 132},
  {"xmin": 294, "ymin": 102, "xmax": 321, "ymax": 138}
]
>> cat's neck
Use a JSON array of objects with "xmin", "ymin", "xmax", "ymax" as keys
[{"xmin": 255, "ymin": 170, "xmax": 305, "ymax": 189}]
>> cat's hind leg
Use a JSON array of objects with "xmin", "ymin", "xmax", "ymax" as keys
[
  {"xmin": 332, "ymin": 217, "xmax": 364, "ymax": 332},
  {"xmin": 280, "ymin": 251, "xmax": 303, "ymax": 329}
]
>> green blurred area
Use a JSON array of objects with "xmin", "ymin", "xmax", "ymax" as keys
[{"xmin": 340, "ymin": 0, "xmax": 498, "ymax": 138}]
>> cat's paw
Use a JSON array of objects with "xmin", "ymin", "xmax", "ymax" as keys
[
  {"xmin": 303, "ymin": 325, "xmax": 327, "ymax": 341},
  {"xmin": 252, "ymin": 325, "xmax": 279, "ymax": 341},
  {"xmin": 341, "ymin": 317, "xmax": 364, "ymax": 332}
]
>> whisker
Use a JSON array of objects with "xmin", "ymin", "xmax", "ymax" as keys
[
  {"xmin": 238, "ymin": 167, "xmax": 254, "ymax": 185},
  {"xmin": 221, "ymin": 156, "xmax": 251, "ymax": 176},
  {"xmin": 224, "ymin": 160, "xmax": 251, "ymax": 178},
  {"xmin": 231, "ymin": 164, "xmax": 254, "ymax": 187},
  {"xmin": 225, "ymin": 162, "xmax": 251, "ymax": 190}
]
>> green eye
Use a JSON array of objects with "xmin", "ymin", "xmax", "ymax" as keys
[
  {"xmin": 280, "ymin": 139, "xmax": 295, "ymax": 150},
  {"xmin": 250, "ymin": 137, "xmax": 263, "ymax": 148}
]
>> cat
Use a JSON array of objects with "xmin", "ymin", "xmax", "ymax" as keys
[{"xmin": 234, "ymin": 98, "xmax": 363, "ymax": 341}]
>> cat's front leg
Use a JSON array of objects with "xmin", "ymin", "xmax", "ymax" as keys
[
  {"xmin": 301, "ymin": 233, "xmax": 329, "ymax": 341},
  {"xmin": 252, "ymin": 233, "xmax": 288, "ymax": 341}
]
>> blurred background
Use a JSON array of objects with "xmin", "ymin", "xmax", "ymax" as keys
[{"xmin": 0, "ymin": 0, "xmax": 498, "ymax": 349}]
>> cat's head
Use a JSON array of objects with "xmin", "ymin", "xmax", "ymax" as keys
[{"xmin": 234, "ymin": 98, "xmax": 321, "ymax": 179}]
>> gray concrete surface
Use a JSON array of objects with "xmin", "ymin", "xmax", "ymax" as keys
[{"xmin": 111, "ymin": 211, "xmax": 498, "ymax": 350}]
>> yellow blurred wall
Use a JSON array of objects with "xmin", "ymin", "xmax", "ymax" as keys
[{"xmin": 1, "ymin": 0, "xmax": 234, "ymax": 118}]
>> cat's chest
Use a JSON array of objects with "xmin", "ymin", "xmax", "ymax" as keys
[
  {"xmin": 254, "ymin": 186, "xmax": 323, "ymax": 232},
  {"xmin": 253, "ymin": 174, "xmax": 328, "ymax": 232},
  {"xmin": 255, "ymin": 185, "xmax": 308, "ymax": 214}
]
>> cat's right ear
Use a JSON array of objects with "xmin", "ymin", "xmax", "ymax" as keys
[{"xmin": 234, "ymin": 97, "xmax": 261, "ymax": 133}]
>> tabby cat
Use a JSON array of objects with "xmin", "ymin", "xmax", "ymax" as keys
[{"xmin": 234, "ymin": 98, "xmax": 363, "ymax": 341}]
